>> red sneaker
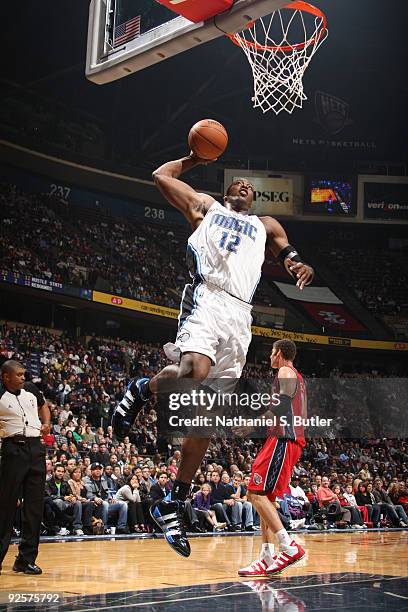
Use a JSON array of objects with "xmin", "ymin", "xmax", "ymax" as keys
[
  {"xmin": 238, "ymin": 558, "xmax": 270, "ymax": 577},
  {"xmin": 266, "ymin": 541, "xmax": 305, "ymax": 576}
]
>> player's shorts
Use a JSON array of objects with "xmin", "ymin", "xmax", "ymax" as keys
[
  {"xmin": 163, "ymin": 280, "xmax": 252, "ymax": 378},
  {"xmin": 248, "ymin": 437, "xmax": 303, "ymax": 501}
]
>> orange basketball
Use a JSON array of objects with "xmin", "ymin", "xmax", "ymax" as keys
[{"xmin": 188, "ymin": 119, "xmax": 228, "ymax": 160}]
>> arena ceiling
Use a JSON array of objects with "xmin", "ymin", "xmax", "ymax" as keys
[{"xmin": 3, "ymin": 1, "xmax": 408, "ymax": 171}]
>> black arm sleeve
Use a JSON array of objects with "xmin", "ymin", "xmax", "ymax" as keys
[
  {"xmin": 271, "ymin": 394, "xmax": 292, "ymax": 417},
  {"xmin": 278, "ymin": 244, "xmax": 314, "ymax": 284},
  {"xmin": 24, "ymin": 382, "xmax": 46, "ymax": 408}
]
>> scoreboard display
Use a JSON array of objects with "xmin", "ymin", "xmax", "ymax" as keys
[{"xmin": 304, "ymin": 177, "xmax": 356, "ymax": 216}]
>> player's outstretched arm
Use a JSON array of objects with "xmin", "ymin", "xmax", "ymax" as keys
[
  {"xmin": 260, "ymin": 216, "xmax": 314, "ymax": 290},
  {"xmin": 152, "ymin": 154, "xmax": 214, "ymax": 229}
]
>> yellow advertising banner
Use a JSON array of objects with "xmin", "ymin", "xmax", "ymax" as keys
[
  {"xmin": 92, "ymin": 291, "xmax": 408, "ymax": 352},
  {"xmin": 251, "ymin": 325, "xmax": 408, "ymax": 351},
  {"xmin": 251, "ymin": 326, "xmax": 323, "ymax": 344},
  {"xmin": 92, "ymin": 291, "xmax": 179, "ymax": 320}
]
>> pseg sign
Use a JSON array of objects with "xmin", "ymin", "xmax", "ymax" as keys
[{"xmin": 231, "ymin": 176, "xmax": 294, "ymax": 216}]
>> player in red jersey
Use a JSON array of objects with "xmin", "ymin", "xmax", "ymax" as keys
[{"xmin": 238, "ymin": 339, "xmax": 306, "ymax": 577}]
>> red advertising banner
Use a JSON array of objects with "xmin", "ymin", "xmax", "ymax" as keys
[{"xmin": 302, "ymin": 303, "xmax": 365, "ymax": 332}]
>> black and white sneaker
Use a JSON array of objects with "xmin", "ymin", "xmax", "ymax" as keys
[
  {"xmin": 111, "ymin": 377, "xmax": 150, "ymax": 439},
  {"xmin": 150, "ymin": 495, "xmax": 191, "ymax": 558}
]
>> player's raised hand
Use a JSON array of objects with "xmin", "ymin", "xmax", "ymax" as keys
[
  {"xmin": 188, "ymin": 151, "xmax": 218, "ymax": 165},
  {"xmin": 287, "ymin": 259, "xmax": 314, "ymax": 290}
]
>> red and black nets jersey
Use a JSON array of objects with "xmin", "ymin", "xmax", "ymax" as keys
[{"xmin": 268, "ymin": 366, "xmax": 306, "ymax": 447}]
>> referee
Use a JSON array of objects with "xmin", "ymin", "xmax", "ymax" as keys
[{"xmin": 0, "ymin": 360, "xmax": 50, "ymax": 575}]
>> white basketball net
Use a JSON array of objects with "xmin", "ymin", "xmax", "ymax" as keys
[{"xmin": 228, "ymin": 2, "xmax": 328, "ymax": 115}]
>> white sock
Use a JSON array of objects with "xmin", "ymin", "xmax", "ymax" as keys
[
  {"xmin": 260, "ymin": 542, "xmax": 275, "ymax": 563},
  {"xmin": 275, "ymin": 529, "xmax": 292, "ymax": 550}
]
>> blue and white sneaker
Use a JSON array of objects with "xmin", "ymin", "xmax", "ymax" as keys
[
  {"xmin": 150, "ymin": 495, "xmax": 191, "ymax": 558},
  {"xmin": 111, "ymin": 377, "xmax": 150, "ymax": 440}
]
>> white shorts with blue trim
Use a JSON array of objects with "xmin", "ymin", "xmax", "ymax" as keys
[{"xmin": 163, "ymin": 281, "xmax": 252, "ymax": 378}]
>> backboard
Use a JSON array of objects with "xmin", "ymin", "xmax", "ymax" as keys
[{"xmin": 86, "ymin": 0, "xmax": 293, "ymax": 84}]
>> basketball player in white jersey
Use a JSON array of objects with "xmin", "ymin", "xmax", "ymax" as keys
[{"xmin": 112, "ymin": 152, "xmax": 314, "ymax": 557}]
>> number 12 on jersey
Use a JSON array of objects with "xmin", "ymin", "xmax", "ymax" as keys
[{"xmin": 219, "ymin": 232, "xmax": 241, "ymax": 253}]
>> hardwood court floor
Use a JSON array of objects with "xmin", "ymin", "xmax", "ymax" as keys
[{"xmin": 1, "ymin": 531, "xmax": 407, "ymax": 611}]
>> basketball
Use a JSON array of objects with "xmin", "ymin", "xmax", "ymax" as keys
[{"xmin": 188, "ymin": 119, "xmax": 228, "ymax": 160}]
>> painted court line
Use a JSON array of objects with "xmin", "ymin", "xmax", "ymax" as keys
[
  {"xmin": 384, "ymin": 591, "xmax": 408, "ymax": 599},
  {"xmin": 67, "ymin": 576, "xmax": 404, "ymax": 612}
]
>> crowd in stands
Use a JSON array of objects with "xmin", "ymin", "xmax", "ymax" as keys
[
  {"xmin": 320, "ymin": 246, "xmax": 408, "ymax": 322},
  {"xmin": 0, "ymin": 322, "xmax": 169, "ymax": 439},
  {"xmin": 2, "ymin": 322, "xmax": 407, "ymax": 538},
  {"xmin": 0, "ymin": 183, "xmax": 185, "ymax": 307},
  {"xmin": 4, "ymin": 181, "xmax": 407, "ymax": 335},
  {"xmin": 17, "ymin": 435, "xmax": 408, "ymax": 537},
  {"xmin": 0, "ymin": 183, "xmax": 292, "ymax": 311}
]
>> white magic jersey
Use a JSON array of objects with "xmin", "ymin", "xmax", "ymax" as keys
[{"xmin": 187, "ymin": 200, "xmax": 267, "ymax": 303}]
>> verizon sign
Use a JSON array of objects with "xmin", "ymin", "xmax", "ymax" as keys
[
  {"xmin": 363, "ymin": 181, "xmax": 408, "ymax": 220},
  {"xmin": 246, "ymin": 177, "xmax": 293, "ymax": 216}
]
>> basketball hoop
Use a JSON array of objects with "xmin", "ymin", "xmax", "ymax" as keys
[{"xmin": 226, "ymin": 1, "xmax": 328, "ymax": 115}]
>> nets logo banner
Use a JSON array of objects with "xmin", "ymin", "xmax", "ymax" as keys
[
  {"xmin": 364, "ymin": 182, "xmax": 408, "ymax": 220},
  {"xmin": 302, "ymin": 303, "xmax": 365, "ymax": 332},
  {"xmin": 247, "ymin": 177, "xmax": 293, "ymax": 217},
  {"xmin": 314, "ymin": 91, "xmax": 353, "ymax": 136}
]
